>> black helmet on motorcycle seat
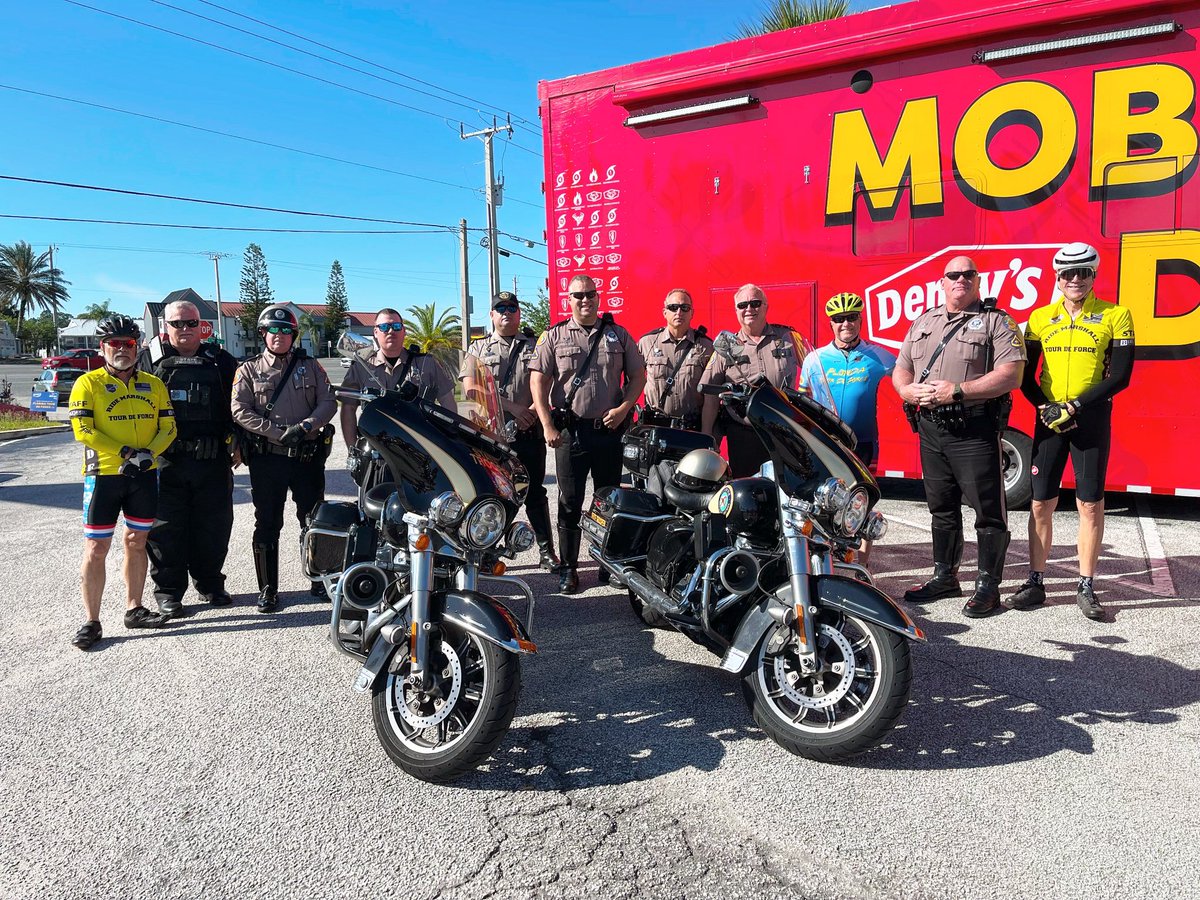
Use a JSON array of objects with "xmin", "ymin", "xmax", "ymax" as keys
[
  {"xmin": 671, "ymin": 448, "xmax": 729, "ymax": 492},
  {"xmin": 257, "ymin": 304, "xmax": 298, "ymax": 332},
  {"xmin": 97, "ymin": 315, "xmax": 141, "ymax": 343}
]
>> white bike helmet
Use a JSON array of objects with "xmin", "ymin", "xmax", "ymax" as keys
[{"xmin": 1053, "ymin": 242, "xmax": 1100, "ymax": 273}]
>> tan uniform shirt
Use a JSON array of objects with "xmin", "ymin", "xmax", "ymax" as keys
[
  {"xmin": 231, "ymin": 350, "xmax": 336, "ymax": 445},
  {"xmin": 638, "ymin": 327, "xmax": 714, "ymax": 419},
  {"xmin": 530, "ymin": 317, "xmax": 646, "ymax": 419},
  {"xmin": 897, "ymin": 301, "xmax": 1027, "ymax": 406},
  {"xmin": 699, "ymin": 324, "xmax": 802, "ymax": 392},
  {"xmin": 465, "ymin": 331, "xmax": 538, "ymax": 410},
  {"xmin": 341, "ymin": 348, "xmax": 454, "ymax": 405}
]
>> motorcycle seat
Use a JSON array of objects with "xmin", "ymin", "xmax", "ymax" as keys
[
  {"xmin": 663, "ymin": 479, "xmax": 717, "ymax": 513},
  {"xmin": 363, "ymin": 482, "xmax": 400, "ymax": 521}
]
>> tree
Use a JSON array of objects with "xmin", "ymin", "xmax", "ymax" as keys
[
  {"xmin": 734, "ymin": 0, "xmax": 849, "ymax": 37},
  {"xmin": 0, "ymin": 241, "xmax": 71, "ymax": 350},
  {"xmin": 404, "ymin": 303, "xmax": 461, "ymax": 369},
  {"xmin": 236, "ymin": 243, "xmax": 274, "ymax": 338},
  {"xmin": 23, "ymin": 310, "xmax": 69, "ymax": 356},
  {"xmin": 323, "ymin": 259, "xmax": 350, "ymax": 344},
  {"xmin": 297, "ymin": 310, "xmax": 324, "ymax": 357},
  {"xmin": 79, "ymin": 300, "xmax": 114, "ymax": 321},
  {"xmin": 521, "ymin": 287, "xmax": 551, "ymax": 336}
]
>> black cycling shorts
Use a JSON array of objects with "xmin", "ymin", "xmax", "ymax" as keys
[
  {"xmin": 854, "ymin": 440, "xmax": 878, "ymax": 473},
  {"xmin": 1029, "ymin": 405, "xmax": 1111, "ymax": 503},
  {"xmin": 82, "ymin": 472, "xmax": 158, "ymax": 540}
]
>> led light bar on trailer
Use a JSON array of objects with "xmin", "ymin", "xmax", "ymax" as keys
[
  {"xmin": 624, "ymin": 95, "xmax": 759, "ymax": 128},
  {"xmin": 974, "ymin": 21, "xmax": 1179, "ymax": 64}
]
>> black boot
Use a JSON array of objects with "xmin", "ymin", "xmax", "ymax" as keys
[
  {"xmin": 253, "ymin": 542, "xmax": 279, "ymax": 613},
  {"xmin": 528, "ymin": 500, "xmax": 559, "ymax": 570},
  {"xmin": 311, "ymin": 581, "xmax": 329, "ymax": 601},
  {"xmin": 558, "ymin": 527, "xmax": 580, "ymax": 595},
  {"xmin": 537, "ymin": 539, "xmax": 560, "ymax": 572},
  {"xmin": 964, "ymin": 529, "xmax": 1010, "ymax": 618},
  {"xmin": 904, "ymin": 527, "xmax": 964, "ymax": 603}
]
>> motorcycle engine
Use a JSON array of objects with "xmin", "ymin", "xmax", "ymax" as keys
[{"xmin": 646, "ymin": 521, "xmax": 697, "ymax": 599}]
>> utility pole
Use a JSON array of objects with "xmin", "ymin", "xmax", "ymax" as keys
[
  {"xmin": 513, "ymin": 276, "xmax": 518, "ymax": 296},
  {"xmin": 48, "ymin": 244, "xmax": 60, "ymax": 355},
  {"xmin": 207, "ymin": 252, "xmax": 232, "ymax": 345},
  {"xmin": 459, "ymin": 219, "xmax": 471, "ymax": 353},
  {"xmin": 461, "ymin": 117, "xmax": 513, "ymax": 303}
]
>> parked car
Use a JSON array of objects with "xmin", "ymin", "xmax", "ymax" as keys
[
  {"xmin": 42, "ymin": 348, "xmax": 104, "ymax": 371},
  {"xmin": 33, "ymin": 367, "xmax": 86, "ymax": 405}
]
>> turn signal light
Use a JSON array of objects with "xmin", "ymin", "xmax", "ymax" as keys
[
  {"xmin": 491, "ymin": 561, "xmax": 507, "ymax": 576},
  {"xmin": 843, "ymin": 549, "xmax": 856, "ymax": 563},
  {"xmin": 414, "ymin": 534, "xmax": 432, "ymax": 551},
  {"xmin": 800, "ymin": 519, "xmax": 814, "ymax": 537}
]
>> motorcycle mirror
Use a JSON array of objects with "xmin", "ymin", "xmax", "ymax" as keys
[
  {"xmin": 336, "ymin": 329, "xmax": 386, "ymax": 393},
  {"xmin": 713, "ymin": 330, "xmax": 750, "ymax": 365}
]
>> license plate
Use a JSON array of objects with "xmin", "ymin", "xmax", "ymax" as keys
[{"xmin": 589, "ymin": 511, "xmax": 607, "ymax": 528}]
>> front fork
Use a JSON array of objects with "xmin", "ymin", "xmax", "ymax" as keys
[{"xmin": 781, "ymin": 521, "xmax": 827, "ymax": 674}]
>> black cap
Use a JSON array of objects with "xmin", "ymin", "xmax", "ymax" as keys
[{"xmin": 492, "ymin": 291, "xmax": 519, "ymax": 309}]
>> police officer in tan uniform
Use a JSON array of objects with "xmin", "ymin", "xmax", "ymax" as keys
[
  {"xmin": 339, "ymin": 307, "xmax": 455, "ymax": 449},
  {"xmin": 893, "ymin": 256, "xmax": 1026, "ymax": 618},
  {"xmin": 466, "ymin": 291, "xmax": 558, "ymax": 570},
  {"xmin": 699, "ymin": 283, "xmax": 802, "ymax": 476},
  {"xmin": 231, "ymin": 304, "xmax": 337, "ymax": 612},
  {"xmin": 637, "ymin": 288, "xmax": 713, "ymax": 430},
  {"xmin": 531, "ymin": 274, "xmax": 647, "ymax": 594}
]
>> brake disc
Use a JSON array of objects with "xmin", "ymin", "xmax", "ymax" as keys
[{"xmin": 397, "ymin": 639, "xmax": 463, "ymax": 728}]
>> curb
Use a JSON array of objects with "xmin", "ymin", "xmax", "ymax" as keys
[{"xmin": 0, "ymin": 424, "xmax": 71, "ymax": 442}]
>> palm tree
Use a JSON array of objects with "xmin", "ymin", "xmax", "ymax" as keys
[
  {"xmin": 404, "ymin": 303, "xmax": 461, "ymax": 368},
  {"xmin": 735, "ymin": 0, "xmax": 850, "ymax": 37},
  {"xmin": 297, "ymin": 309, "xmax": 325, "ymax": 357},
  {"xmin": 0, "ymin": 241, "xmax": 71, "ymax": 349},
  {"xmin": 79, "ymin": 300, "xmax": 114, "ymax": 321}
]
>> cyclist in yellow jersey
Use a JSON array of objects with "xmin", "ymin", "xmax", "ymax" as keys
[
  {"xmin": 1005, "ymin": 244, "xmax": 1135, "ymax": 621},
  {"xmin": 67, "ymin": 316, "xmax": 177, "ymax": 650}
]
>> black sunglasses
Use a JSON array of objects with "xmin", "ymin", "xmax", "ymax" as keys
[
  {"xmin": 493, "ymin": 304, "xmax": 519, "ymax": 314},
  {"xmin": 166, "ymin": 318, "xmax": 200, "ymax": 329},
  {"xmin": 1058, "ymin": 267, "xmax": 1096, "ymax": 281},
  {"xmin": 264, "ymin": 325, "xmax": 295, "ymax": 335},
  {"xmin": 736, "ymin": 299, "xmax": 764, "ymax": 310},
  {"xmin": 943, "ymin": 269, "xmax": 978, "ymax": 281},
  {"xmin": 665, "ymin": 303, "xmax": 692, "ymax": 313},
  {"xmin": 570, "ymin": 290, "xmax": 598, "ymax": 300},
  {"xmin": 831, "ymin": 314, "xmax": 861, "ymax": 324},
  {"xmin": 375, "ymin": 322, "xmax": 405, "ymax": 333}
]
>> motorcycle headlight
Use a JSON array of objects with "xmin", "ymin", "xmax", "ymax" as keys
[
  {"xmin": 507, "ymin": 521, "xmax": 535, "ymax": 554},
  {"xmin": 462, "ymin": 499, "xmax": 507, "ymax": 549},
  {"xmin": 864, "ymin": 510, "xmax": 888, "ymax": 541},
  {"xmin": 814, "ymin": 477, "xmax": 849, "ymax": 513},
  {"xmin": 838, "ymin": 487, "xmax": 871, "ymax": 537},
  {"xmin": 430, "ymin": 491, "xmax": 465, "ymax": 527}
]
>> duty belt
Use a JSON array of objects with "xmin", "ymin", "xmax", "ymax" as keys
[
  {"xmin": 165, "ymin": 436, "xmax": 227, "ymax": 460},
  {"xmin": 918, "ymin": 403, "xmax": 990, "ymax": 420}
]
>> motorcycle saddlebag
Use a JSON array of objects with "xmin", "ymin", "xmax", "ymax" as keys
[
  {"xmin": 584, "ymin": 486, "xmax": 664, "ymax": 559},
  {"xmin": 303, "ymin": 501, "xmax": 362, "ymax": 577},
  {"xmin": 621, "ymin": 425, "xmax": 714, "ymax": 480}
]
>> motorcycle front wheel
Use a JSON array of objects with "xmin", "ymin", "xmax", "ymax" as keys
[
  {"xmin": 744, "ymin": 610, "xmax": 911, "ymax": 763},
  {"xmin": 371, "ymin": 625, "xmax": 521, "ymax": 783}
]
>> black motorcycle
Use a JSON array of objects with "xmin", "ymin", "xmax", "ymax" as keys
[
  {"xmin": 302, "ymin": 333, "xmax": 537, "ymax": 782},
  {"xmin": 584, "ymin": 331, "xmax": 925, "ymax": 762}
]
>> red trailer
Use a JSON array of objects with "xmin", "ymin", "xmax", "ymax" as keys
[{"xmin": 537, "ymin": 0, "xmax": 1200, "ymax": 501}]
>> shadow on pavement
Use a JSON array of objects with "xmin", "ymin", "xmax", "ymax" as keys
[
  {"xmin": 0, "ymin": 481, "xmax": 80, "ymax": 511},
  {"xmin": 80, "ymin": 596, "xmax": 331, "ymax": 648}
]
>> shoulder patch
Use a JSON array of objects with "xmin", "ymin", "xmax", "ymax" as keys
[{"xmin": 536, "ymin": 331, "xmax": 549, "ymax": 346}]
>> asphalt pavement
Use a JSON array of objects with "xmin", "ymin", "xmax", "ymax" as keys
[{"xmin": 0, "ymin": 428, "xmax": 1197, "ymax": 900}]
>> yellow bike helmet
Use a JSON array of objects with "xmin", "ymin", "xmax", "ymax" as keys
[{"xmin": 825, "ymin": 292, "xmax": 864, "ymax": 318}]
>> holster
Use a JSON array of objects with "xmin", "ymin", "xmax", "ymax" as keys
[
  {"xmin": 902, "ymin": 402, "xmax": 920, "ymax": 434},
  {"xmin": 987, "ymin": 393, "xmax": 1013, "ymax": 434},
  {"xmin": 550, "ymin": 406, "xmax": 578, "ymax": 432}
]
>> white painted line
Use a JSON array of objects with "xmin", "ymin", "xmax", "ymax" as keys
[
  {"xmin": 1134, "ymin": 495, "xmax": 1176, "ymax": 598},
  {"xmin": 1175, "ymin": 488, "xmax": 1200, "ymax": 497}
]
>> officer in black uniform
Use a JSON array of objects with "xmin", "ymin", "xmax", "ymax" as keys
[
  {"xmin": 231, "ymin": 305, "xmax": 337, "ymax": 612},
  {"xmin": 138, "ymin": 299, "xmax": 238, "ymax": 615}
]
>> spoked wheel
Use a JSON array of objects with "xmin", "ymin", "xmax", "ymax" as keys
[
  {"xmin": 744, "ymin": 610, "xmax": 911, "ymax": 762},
  {"xmin": 371, "ymin": 625, "xmax": 521, "ymax": 783}
]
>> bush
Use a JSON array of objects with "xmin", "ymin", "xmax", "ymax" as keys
[{"xmin": 0, "ymin": 402, "xmax": 49, "ymax": 430}]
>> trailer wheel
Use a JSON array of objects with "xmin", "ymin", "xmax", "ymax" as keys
[{"xmin": 1001, "ymin": 428, "xmax": 1033, "ymax": 509}]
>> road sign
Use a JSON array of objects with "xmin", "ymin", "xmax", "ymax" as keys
[{"xmin": 29, "ymin": 391, "xmax": 58, "ymax": 412}]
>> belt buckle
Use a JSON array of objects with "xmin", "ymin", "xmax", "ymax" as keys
[{"xmin": 593, "ymin": 418, "xmax": 604, "ymax": 430}]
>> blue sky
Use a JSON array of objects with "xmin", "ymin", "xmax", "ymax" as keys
[{"xmin": 3, "ymin": 0, "xmax": 882, "ymax": 324}]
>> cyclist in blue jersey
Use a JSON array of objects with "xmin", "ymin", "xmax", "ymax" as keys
[{"xmin": 802, "ymin": 293, "xmax": 896, "ymax": 566}]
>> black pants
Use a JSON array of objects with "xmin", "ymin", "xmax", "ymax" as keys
[
  {"xmin": 147, "ymin": 455, "xmax": 234, "ymax": 602},
  {"xmin": 724, "ymin": 420, "xmax": 769, "ymax": 478},
  {"xmin": 249, "ymin": 453, "xmax": 326, "ymax": 546},
  {"xmin": 555, "ymin": 423, "xmax": 624, "ymax": 540},
  {"xmin": 918, "ymin": 415, "xmax": 1007, "ymax": 534},
  {"xmin": 1030, "ymin": 404, "xmax": 1112, "ymax": 503},
  {"xmin": 513, "ymin": 431, "xmax": 552, "ymax": 543}
]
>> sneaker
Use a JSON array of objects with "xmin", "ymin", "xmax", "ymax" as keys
[
  {"xmin": 1077, "ymin": 584, "xmax": 1105, "ymax": 621},
  {"xmin": 124, "ymin": 606, "xmax": 170, "ymax": 629},
  {"xmin": 1004, "ymin": 579, "xmax": 1047, "ymax": 610},
  {"xmin": 72, "ymin": 620, "xmax": 103, "ymax": 650}
]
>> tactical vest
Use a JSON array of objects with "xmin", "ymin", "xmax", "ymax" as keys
[{"xmin": 149, "ymin": 342, "xmax": 227, "ymax": 437}]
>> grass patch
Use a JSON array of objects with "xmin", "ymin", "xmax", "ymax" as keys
[{"xmin": 0, "ymin": 403, "xmax": 51, "ymax": 431}]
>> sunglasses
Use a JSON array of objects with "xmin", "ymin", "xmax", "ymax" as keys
[
  {"xmin": 736, "ymin": 299, "xmax": 764, "ymax": 310},
  {"xmin": 102, "ymin": 338, "xmax": 137, "ymax": 349},
  {"xmin": 665, "ymin": 303, "xmax": 693, "ymax": 313},
  {"xmin": 943, "ymin": 269, "xmax": 978, "ymax": 281},
  {"xmin": 831, "ymin": 314, "xmax": 861, "ymax": 324},
  {"xmin": 264, "ymin": 325, "xmax": 295, "ymax": 335},
  {"xmin": 493, "ymin": 304, "xmax": 519, "ymax": 314},
  {"xmin": 374, "ymin": 322, "xmax": 405, "ymax": 333},
  {"xmin": 1058, "ymin": 267, "xmax": 1096, "ymax": 281},
  {"xmin": 166, "ymin": 318, "xmax": 200, "ymax": 329},
  {"xmin": 570, "ymin": 290, "xmax": 598, "ymax": 300}
]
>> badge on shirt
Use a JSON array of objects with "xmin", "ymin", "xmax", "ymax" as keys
[
  {"xmin": 105, "ymin": 383, "xmax": 117, "ymax": 393},
  {"xmin": 1083, "ymin": 313, "xmax": 1103, "ymax": 324},
  {"xmin": 604, "ymin": 331, "xmax": 619, "ymax": 343},
  {"xmin": 967, "ymin": 317, "xmax": 984, "ymax": 331}
]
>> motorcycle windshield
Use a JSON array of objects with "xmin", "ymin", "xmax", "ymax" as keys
[{"xmin": 710, "ymin": 329, "xmax": 839, "ymax": 418}]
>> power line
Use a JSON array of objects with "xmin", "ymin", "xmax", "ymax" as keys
[
  {"xmin": 0, "ymin": 83, "xmax": 543, "ymax": 208},
  {"xmin": 61, "ymin": 0, "xmax": 542, "ymax": 157},
  {"xmin": 0, "ymin": 214, "xmax": 445, "ymax": 234}
]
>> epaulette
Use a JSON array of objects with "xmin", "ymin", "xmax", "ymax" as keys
[
  {"xmin": 550, "ymin": 318, "xmax": 571, "ymax": 329},
  {"xmin": 638, "ymin": 326, "xmax": 666, "ymax": 341},
  {"xmin": 521, "ymin": 326, "xmax": 536, "ymax": 339}
]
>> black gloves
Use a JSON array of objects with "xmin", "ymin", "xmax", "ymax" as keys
[
  {"xmin": 1039, "ymin": 402, "xmax": 1074, "ymax": 432},
  {"xmin": 120, "ymin": 449, "xmax": 154, "ymax": 477},
  {"xmin": 280, "ymin": 423, "xmax": 309, "ymax": 447}
]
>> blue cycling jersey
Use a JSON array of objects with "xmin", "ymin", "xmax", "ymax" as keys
[{"xmin": 804, "ymin": 340, "xmax": 896, "ymax": 443}]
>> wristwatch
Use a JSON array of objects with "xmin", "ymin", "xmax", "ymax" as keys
[
  {"xmin": 301, "ymin": 421, "xmax": 313, "ymax": 433},
  {"xmin": 952, "ymin": 383, "xmax": 964, "ymax": 402}
]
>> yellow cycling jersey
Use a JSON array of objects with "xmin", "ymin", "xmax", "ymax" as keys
[
  {"xmin": 1025, "ymin": 292, "xmax": 1135, "ymax": 403},
  {"xmin": 68, "ymin": 367, "xmax": 177, "ymax": 475}
]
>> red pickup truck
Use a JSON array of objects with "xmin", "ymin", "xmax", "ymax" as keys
[{"xmin": 42, "ymin": 348, "xmax": 104, "ymax": 371}]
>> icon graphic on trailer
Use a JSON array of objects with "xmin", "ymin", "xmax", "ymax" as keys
[
  {"xmin": 556, "ymin": 257, "xmax": 570, "ymax": 267},
  {"xmin": 574, "ymin": 254, "xmax": 586, "ymax": 265},
  {"xmin": 606, "ymin": 253, "xmax": 621, "ymax": 264},
  {"xmin": 558, "ymin": 235, "xmax": 566, "ymax": 249},
  {"xmin": 556, "ymin": 194, "xmax": 566, "ymax": 209},
  {"xmin": 590, "ymin": 211, "xmax": 600, "ymax": 226},
  {"xmin": 606, "ymin": 165, "xmax": 617, "ymax": 181},
  {"xmin": 557, "ymin": 214, "xmax": 567, "ymax": 228},
  {"xmin": 571, "ymin": 170, "xmax": 581, "ymax": 185},
  {"xmin": 560, "ymin": 277, "xmax": 569, "ymax": 290},
  {"xmin": 590, "ymin": 233, "xmax": 601, "ymax": 247},
  {"xmin": 608, "ymin": 230, "xmax": 617, "ymax": 244},
  {"xmin": 573, "ymin": 213, "xmax": 584, "ymax": 225},
  {"xmin": 593, "ymin": 277, "xmax": 606, "ymax": 289},
  {"xmin": 575, "ymin": 234, "xmax": 583, "ymax": 248},
  {"xmin": 589, "ymin": 168, "xmax": 599, "ymax": 183},
  {"xmin": 603, "ymin": 189, "xmax": 619, "ymax": 200},
  {"xmin": 555, "ymin": 173, "xmax": 565, "ymax": 188},
  {"xmin": 610, "ymin": 276, "xmax": 620, "ymax": 290},
  {"xmin": 607, "ymin": 209, "xmax": 617, "ymax": 224},
  {"xmin": 573, "ymin": 192, "xmax": 583, "ymax": 206},
  {"xmin": 608, "ymin": 297, "xmax": 624, "ymax": 309},
  {"xmin": 587, "ymin": 191, "xmax": 602, "ymax": 203},
  {"xmin": 588, "ymin": 254, "xmax": 605, "ymax": 266}
]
